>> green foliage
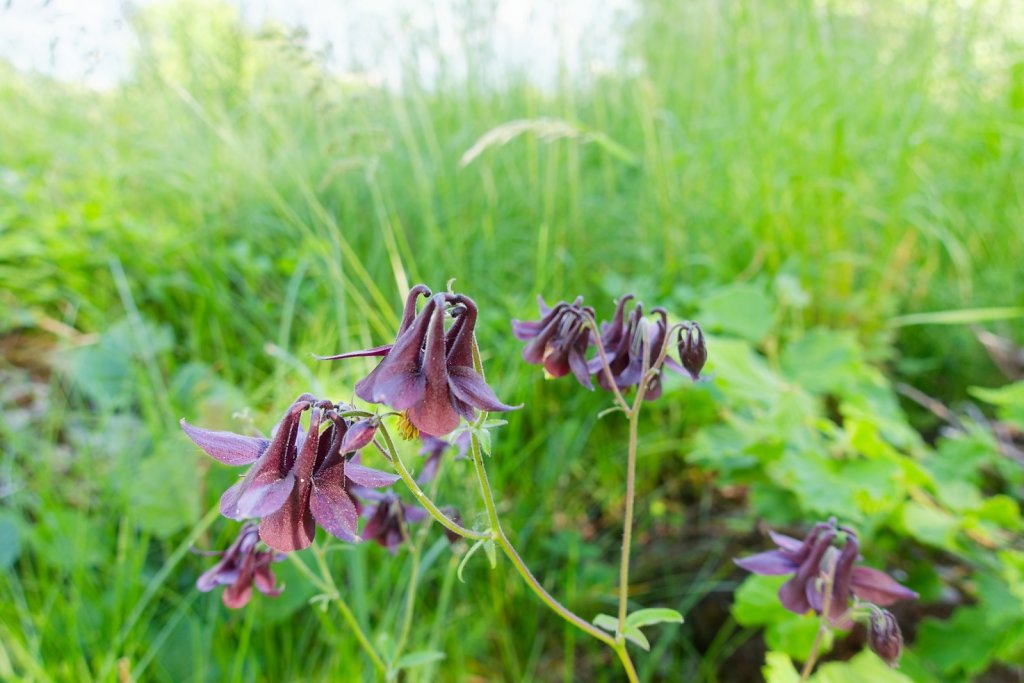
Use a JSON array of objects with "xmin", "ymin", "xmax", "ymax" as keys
[{"xmin": 1, "ymin": 0, "xmax": 1023, "ymax": 680}]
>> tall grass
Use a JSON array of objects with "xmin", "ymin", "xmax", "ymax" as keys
[{"xmin": 0, "ymin": 0, "xmax": 1022, "ymax": 680}]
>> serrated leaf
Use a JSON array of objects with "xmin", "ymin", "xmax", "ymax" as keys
[
  {"xmin": 762, "ymin": 652, "xmax": 800, "ymax": 683},
  {"xmin": 593, "ymin": 614, "xmax": 618, "ymax": 632},
  {"xmin": 625, "ymin": 607, "xmax": 684, "ymax": 629},
  {"xmin": 622, "ymin": 626, "xmax": 650, "ymax": 651},
  {"xmin": 394, "ymin": 650, "xmax": 446, "ymax": 669}
]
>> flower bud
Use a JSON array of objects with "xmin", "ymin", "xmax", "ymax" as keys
[
  {"xmin": 678, "ymin": 323, "xmax": 707, "ymax": 379},
  {"xmin": 868, "ymin": 608, "xmax": 903, "ymax": 667},
  {"xmin": 339, "ymin": 417, "xmax": 379, "ymax": 453}
]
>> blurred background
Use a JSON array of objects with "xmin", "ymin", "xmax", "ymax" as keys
[{"xmin": 1, "ymin": 0, "xmax": 1023, "ymax": 680}]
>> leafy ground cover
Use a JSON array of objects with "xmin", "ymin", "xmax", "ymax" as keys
[{"xmin": 1, "ymin": 1, "xmax": 1022, "ymax": 680}]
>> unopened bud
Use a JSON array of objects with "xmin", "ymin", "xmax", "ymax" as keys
[
  {"xmin": 678, "ymin": 322, "xmax": 707, "ymax": 379},
  {"xmin": 868, "ymin": 608, "xmax": 903, "ymax": 667}
]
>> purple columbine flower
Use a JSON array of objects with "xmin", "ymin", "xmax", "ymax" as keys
[
  {"xmin": 181, "ymin": 398, "xmax": 399, "ymax": 552},
  {"xmin": 354, "ymin": 489, "xmax": 429, "ymax": 555},
  {"xmin": 512, "ymin": 295, "xmax": 596, "ymax": 389},
  {"xmin": 196, "ymin": 523, "xmax": 283, "ymax": 609},
  {"xmin": 320, "ymin": 286, "xmax": 518, "ymax": 437},
  {"xmin": 588, "ymin": 297, "xmax": 675, "ymax": 400},
  {"xmin": 734, "ymin": 519, "xmax": 918, "ymax": 625},
  {"xmin": 417, "ymin": 431, "xmax": 470, "ymax": 484}
]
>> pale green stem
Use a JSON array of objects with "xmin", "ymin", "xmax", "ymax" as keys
[
  {"xmin": 391, "ymin": 521, "xmax": 421, "ymax": 670},
  {"xmin": 800, "ymin": 560, "xmax": 837, "ymax": 682},
  {"xmin": 300, "ymin": 545, "xmax": 388, "ymax": 675},
  {"xmin": 616, "ymin": 324, "xmax": 652, "ymax": 639},
  {"xmin": 376, "ymin": 424, "xmax": 488, "ymax": 541},
  {"xmin": 466, "ymin": 336, "xmax": 638, "ymax": 681}
]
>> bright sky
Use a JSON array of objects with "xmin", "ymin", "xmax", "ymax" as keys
[{"xmin": 0, "ymin": 0, "xmax": 634, "ymax": 89}]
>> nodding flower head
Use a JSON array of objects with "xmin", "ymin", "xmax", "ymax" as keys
[
  {"xmin": 181, "ymin": 396, "xmax": 399, "ymax": 552},
  {"xmin": 868, "ymin": 608, "xmax": 904, "ymax": 667},
  {"xmin": 674, "ymin": 322, "xmax": 707, "ymax": 380},
  {"xmin": 512, "ymin": 295, "xmax": 596, "ymax": 389},
  {"xmin": 734, "ymin": 519, "xmax": 918, "ymax": 627},
  {"xmin": 319, "ymin": 286, "xmax": 519, "ymax": 437},
  {"xmin": 353, "ymin": 489, "xmax": 428, "ymax": 555},
  {"xmin": 195, "ymin": 523, "xmax": 283, "ymax": 609},
  {"xmin": 588, "ymin": 296, "xmax": 673, "ymax": 400}
]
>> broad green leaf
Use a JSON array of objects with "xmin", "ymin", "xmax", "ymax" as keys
[
  {"xmin": 625, "ymin": 608, "xmax": 684, "ymax": 629},
  {"xmin": 762, "ymin": 652, "xmax": 800, "ymax": 683},
  {"xmin": 698, "ymin": 283, "xmax": 776, "ymax": 342},
  {"xmin": 733, "ymin": 575, "xmax": 828, "ymax": 660},
  {"xmin": 898, "ymin": 502, "xmax": 959, "ymax": 551},
  {"xmin": 394, "ymin": 650, "xmax": 446, "ymax": 670},
  {"xmin": 811, "ymin": 651, "xmax": 913, "ymax": 682}
]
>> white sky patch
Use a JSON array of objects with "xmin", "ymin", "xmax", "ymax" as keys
[{"xmin": 0, "ymin": 0, "xmax": 635, "ymax": 90}]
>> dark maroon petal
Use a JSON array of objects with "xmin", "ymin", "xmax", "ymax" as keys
[
  {"xmin": 448, "ymin": 366, "xmax": 519, "ymax": 413},
  {"xmin": 768, "ymin": 531, "xmax": 804, "ymax": 553},
  {"xmin": 253, "ymin": 564, "xmax": 283, "ymax": 596},
  {"xmin": 355, "ymin": 296, "xmax": 437, "ymax": 406},
  {"xmin": 196, "ymin": 559, "xmax": 238, "ymax": 591},
  {"xmin": 734, "ymin": 550, "xmax": 799, "ymax": 576},
  {"xmin": 398, "ymin": 284, "xmax": 432, "ymax": 335},
  {"xmin": 511, "ymin": 319, "xmax": 544, "ymax": 341},
  {"xmin": 778, "ymin": 530, "xmax": 835, "ymax": 615},
  {"xmin": 222, "ymin": 580, "xmax": 254, "ymax": 609},
  {"xmin": 404, "ymin": 505, "xmax": 429, "ymax": 524},
  {"xmin": 314, "ymin": 344, "xmax": 394, "ymax": 361},
  {"xmin": 235, "ymin": 471, "xmax": 296, "ymax": 518},
  {"xmin": 406, "ymin": 297, "xmax": 461, "ymax": 435},
  {"xmin": 850, "ymin": 567, "xmax": 919, "ymax": 605},
  {"xmin": 259, "ymin": 483, "xmax": 316, "ymax": 553},
  {"xmin": 180, "ymin": 420, "xmax": 269, "ymax": 465},
  {"xmin": 446, "ymin": 295, "xmax": 479, "ymax": 369},
  {"xmin": 339, "ymin": 419, "xmax": 378, "ymax": 453},
  {"xmin": 568, "ymin": 346, "xmax": 594, "ymax": 390},
  {"xmin": 219, "ymin": 481, "xmax": 247, "ymax": 520},
  {"xmin": 828, "ymin": 536, "xmax": 860, "ymax": 621},
  {"xmin": 346, "ymin": 462, "xmax": 400, "ymax": 488},
  {"xmin": 310, "ymin": 480, "xmax": 359, "ymax": 542}
]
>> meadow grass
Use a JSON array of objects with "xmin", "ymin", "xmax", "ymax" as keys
[{"xmin": 1, "ymin": 0, "xmax": 1022, "ymax": 680}]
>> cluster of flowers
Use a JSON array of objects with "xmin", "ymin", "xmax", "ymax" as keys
[
  {"xmin": 183, "ymin": 396, "xmax": 466, "ymax": 607},
  {"xmin": 735, "ymin": 518, "xmax": 918, "ymax": 666},
  {"xmin": 183, "ymin": 286, "xmax": 705, "ymax": 607}
]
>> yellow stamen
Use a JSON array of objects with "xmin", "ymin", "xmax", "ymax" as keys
[{"xmin": 396, "ymin": 411, "xmax": 419, "ymax": 441}]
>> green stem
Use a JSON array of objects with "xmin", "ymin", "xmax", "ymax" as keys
[
  {"xmin": 391, "ymin": 527, "xmax": 421, "ymax": 669},
  {"xmin": 300, "ymin": 546, "xmax": 388, "ymax": 675},
  {"xmin": 799, "ymin": 558, "xmax": 837, "ymax": 682},
  {"xmin": 616, "ymin": 405, "xmax": 641, "ymax": 637},
  {"xmin": 376, "ymin": 424, "xmax": 489, "ymax": 541}
]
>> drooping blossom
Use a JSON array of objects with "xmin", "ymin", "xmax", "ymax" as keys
[
  {"xmin": 867, "ymin": 607, "xmax": 904, "ymax": 667},
  {"xmin": 181, "ymin": 397, "xmax": 398, "ymax": 552},
  {"xmin": 353, "ymin": 489, "xmax": 428, "ymax": 554},
  {"xmin": 670, "ymin": 322, "xmax": 707, "ymax": 380},
  {"xmin": 417, "ymin": 431, "xmax": 470, "ymax": 484},
  {"xmin": 587, "ymin": 297, "xmax": 673, "ymax": 399},
  {"xmin": 319, "ymin": 286, "xmax": 518, "ymax": 437},
  {"xmin": 512, "ymin": 296, "xmax": 595, "ymax": 389},
  {"xmin": 195, "ymin": 523, "xmax": 283, "ymax": 609},
  {"xmin": 734, "ymin": 519, "xmax": 918, "ymax": 626}
]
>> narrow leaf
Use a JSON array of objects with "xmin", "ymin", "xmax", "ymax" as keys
[
  {"xmin": 623, "ymin": 626, "xmax": 650, "ymax": 651},
  {"xmin": 394, "ymin": 651, "xmax": 446, "ymax": 670},
  {"xmin": 457, "ymin": 538, "xmax": 488, "ymax": 583},
  {"xmin": 593, "ymin": 614, "xmax": 618, "ymax": 633}
]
